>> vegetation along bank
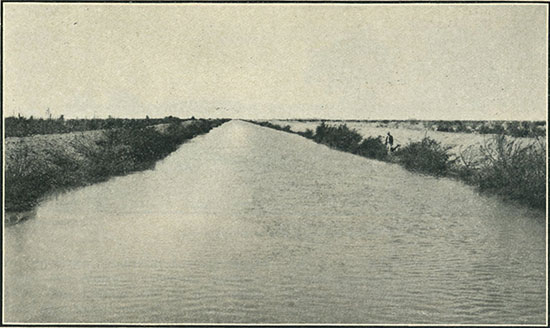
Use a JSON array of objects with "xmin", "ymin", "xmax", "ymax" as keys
[
  {"xmin": 270, "ymin": 119, "xmax": 546, "ymax": 138},
  {"xmin": 5, "ymin": 118, "xmax": 229, "ymax": 221},
  {"xmin": 250, "ymin": 120, "xmax": 546, "ymax": 210}
]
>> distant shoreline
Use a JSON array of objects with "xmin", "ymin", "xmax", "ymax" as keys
[
  {"xmin": 251, "ymin": 120, "xmax": 546, "ymax": 210},
  {"xmin": 262, "ymin": 119, "xmax": 546, "ymax": 138}
]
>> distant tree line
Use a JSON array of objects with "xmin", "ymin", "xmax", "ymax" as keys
[
  {"xmin": 433, "ymin": 120, "xmax": 545, "ymax": 137},
  {"xmin": 5, "ymin": 115, "xmax": 191, "ymax": 137}
]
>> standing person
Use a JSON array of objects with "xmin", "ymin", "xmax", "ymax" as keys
[{"xmin": 385, "ymin": 132, "xmax": 394, "ymax": 152}]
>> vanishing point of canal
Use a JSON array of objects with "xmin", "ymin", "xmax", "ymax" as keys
[{"xmin": 4, "ymin": 120, "xmax": 546, "ymax": 324}]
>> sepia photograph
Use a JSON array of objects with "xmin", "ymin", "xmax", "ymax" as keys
[{"xmin": 2, "ymin": 1, "xmax": 548, "ymax": 325}]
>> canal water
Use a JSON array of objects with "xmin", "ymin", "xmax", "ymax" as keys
[{"xmin": 4, "ymin": 120, "xmax": 546, "ymax": 324}]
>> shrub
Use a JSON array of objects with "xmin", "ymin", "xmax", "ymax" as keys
[
  {"xmin": 479, "ymin": 123, "xmax": 505, "ymax": 135},
  {"xmin": 313, "ymin": 123, "xmax": 363, "ymax": 153},
  {"xmin": 250, "ymin": 121, "xmax": 289, "ymax": 132},
  {"xmin": 355, "ymin": 136, "xmax": 388, "ymax": 160},
  {"xmin": 297, "ymin": 129, "xmax": 314, "ymax": 139},
  {"xmin": 394, "ymin": 137, "xmax": 453, "ymax": 176}
]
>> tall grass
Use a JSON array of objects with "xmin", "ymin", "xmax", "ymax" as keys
[
  {"xmin": 5, "ymin": 119, "xmax": 229, "ymax": 214},
  {"xmin": 455, "ymin": 135, "xmax": 546, "ymax": 208}
]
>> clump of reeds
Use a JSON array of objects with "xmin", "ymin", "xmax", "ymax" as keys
[{"xmin": 455, "ymin": 135, "xmax": 546, "ymax": 209}]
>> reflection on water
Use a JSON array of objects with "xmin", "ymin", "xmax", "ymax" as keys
[
  {"xmin": 5, "ymin": 209, "xmax": 37, "ymax": 226},
  {"xmin": 4, "ymin": 120, "xmax": 546, "ymax": 324}
]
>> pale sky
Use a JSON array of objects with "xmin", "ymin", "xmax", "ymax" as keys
[{"xmin": 2, "ymin": 3, "xmax": 548, "ymax": 120}]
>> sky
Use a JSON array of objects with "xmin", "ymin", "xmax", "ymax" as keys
[{"xmin": 2, "ymin": 3, "xmax": 548, "ymax": 120}]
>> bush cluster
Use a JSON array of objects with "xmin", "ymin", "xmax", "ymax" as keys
[
  {"xmin": 478, "ymin": 121, "xmax": 546, "ymax": 138},
  {"xmin": 248, "ymin": 121, "xmax": 292, "ymax": 132},
  {"xmin": 251, "ymin": 121, "xmax": 389, "ymax": 161},
  {"xmin": 435, "ymin": 120, "xmax": 472, "ymax": 133},
  {"xmin": 392, "ymin": 137, "xmax": 454, "ymax": 176},
  {"xmin": 313, "ymin": 123, "xmax": 363, "ymax": 153},
  {"xmin": 355, "ymin": 137, "xmax": 388, "ymax": 160}
]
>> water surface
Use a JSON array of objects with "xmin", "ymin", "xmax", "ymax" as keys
[{"xmin": 4, "ymin": 120, "xmax": 546, "ymax": 324}]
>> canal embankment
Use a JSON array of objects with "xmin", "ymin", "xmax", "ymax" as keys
[
  {"xmin": 249, "ymin": 120, "xmax": 546, "ymax": 210},
  {"xmin": 4, "ymin": 119, "xmax": 229, "ymax": 221}
]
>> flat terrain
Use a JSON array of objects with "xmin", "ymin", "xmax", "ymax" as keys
[{"xmin": 4, "ymin": 120, "xmax": 545, "ymax": 324}]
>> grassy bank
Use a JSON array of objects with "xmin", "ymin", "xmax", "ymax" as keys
[
  {"xmin": 250, "ymin": 120, "xmax": 546, "ymax": 210},
  {"xmin": 5, "ymin": 119, "xmax": 229, "ymax": 215}
]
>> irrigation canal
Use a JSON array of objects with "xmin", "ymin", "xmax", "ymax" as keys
[{"xmin": 4, "ymin": 120, "xmax": 546, "ymax": 324}]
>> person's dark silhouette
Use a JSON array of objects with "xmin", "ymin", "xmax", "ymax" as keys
[
  {"xmin": 385, "ymin": 132, "xmax": 394, "ymax": 147},
  {"xmin": 386, "ymin": 132, "xmax": 399, "ymax": 152}
]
